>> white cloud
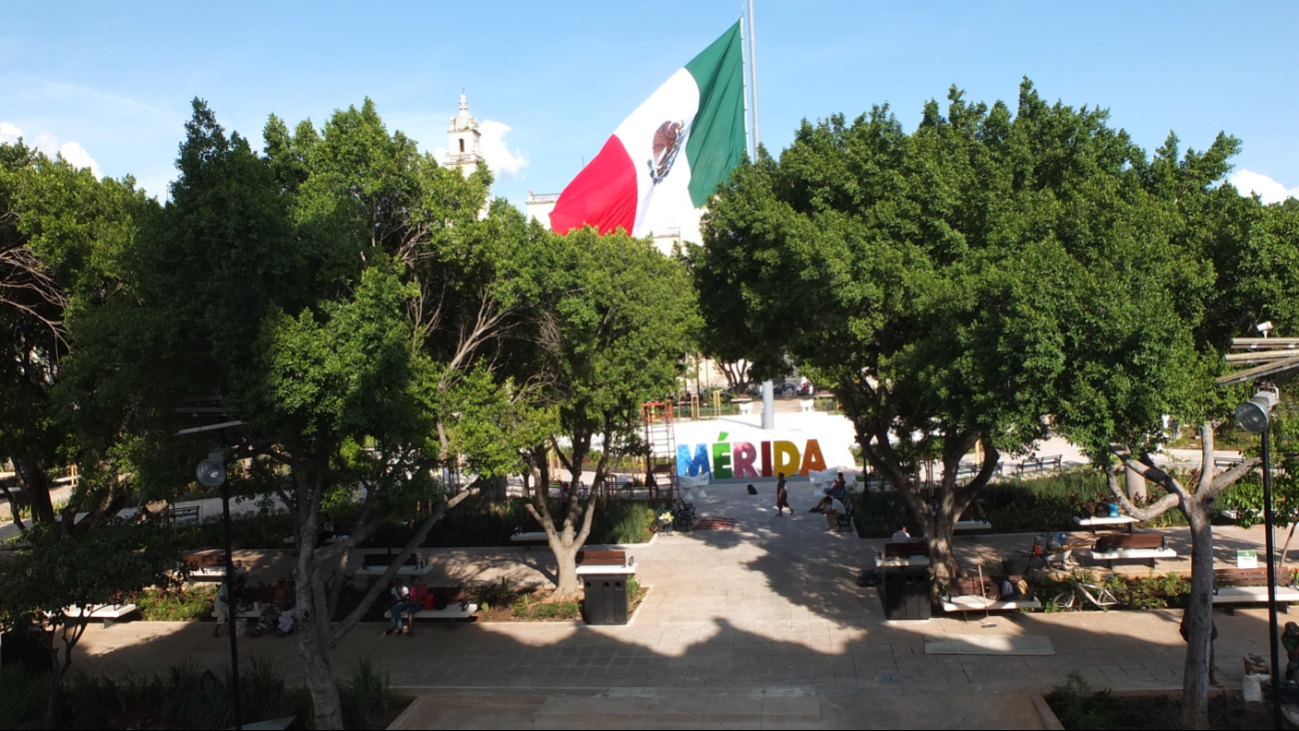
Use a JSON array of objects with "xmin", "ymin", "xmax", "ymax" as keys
[
  {"xmin": 1230, "ymin": 169, "xmax": 1298, "ymax": 205},
  {"xmin": 479, "ymin": 119, "xmax": 529, "ymax": 180},
  {"xmin": 57, "ymin": 141, "xmax": 102, "ymax": 179},
  {"xmin": 0, "ymin": 122, "xmax": 101, "ymax": 178},
  {"xmin": 0, "ymin": 122, "xmax": 21, "ymax": 144}
]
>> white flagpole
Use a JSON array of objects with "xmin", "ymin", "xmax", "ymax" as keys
[{"xmin": 747, "ymin": 0, "xmax": 776, "ymax": 431}]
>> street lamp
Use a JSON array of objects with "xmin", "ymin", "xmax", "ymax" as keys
[
  {"xmin": 1236, "ymin": 386, "xmax": 1280, "ymax": 728},
  {"xmin": 196, "ymin": 448, "xmax": 242, "ymax": 731}
]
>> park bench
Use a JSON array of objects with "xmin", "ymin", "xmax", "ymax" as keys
[
  {"xmin": 1213, "ymin": 567, "xmax": 1299, "ymax": 614},
  {"xmin": 511, "ymin": 526, "xmax": 549, "ymax": 548},
  {"xmin": 877, "ymin": 539, "xmax": 930, "ymax": 569},
  {"xmin": 1088, "ymin": 533, "xmax": 1176, "ymax": 568},
  {"xmin": 388, "ymin": 587, "xmax": 479, "ymax": 622},
  {"xmin": 941, "ymin": 574, "xmax": 1041, "ymax": 614},
  {"xmin": 575, "ymin": 549, "xmax": 636, "ymax": 575},
  {"xmin": 834, "ymin": 499, "xmax": 855, "ymax": 533},
  {"xmin": 61, "ymin": 603, "xmax": 139, "ymax": 627},
  {"xmin": 953, "ymin": 505, "xmax": 992, "ymax": 534},
  {"xmin": 1073, "ymin": 514, "xmax": 1140, "ymax": 533},
  {"xmin": 1017, "ymin": 454, "xmax": 1063, "ymax": 475},
  {"xmin": 184, "ymin": 552, "xmax": 246, "ymax": 581},
  {"xmin": 356, "ymin": 552, "xmax": 430, "ymax": 577},
  {"xmin": 168, "ymin": 504, "xmax": 201, "ymax": 527}
]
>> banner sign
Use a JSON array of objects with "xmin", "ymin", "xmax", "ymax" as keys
[{"xmin": 678, "ymin": 433, "xmax": 826, "ymax": 479}]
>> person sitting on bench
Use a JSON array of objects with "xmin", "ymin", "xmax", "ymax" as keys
[
  {"xmin": 386, "ymin": 578, "xmax": 410, "ymax": 636},
  {"xmin": 821, "ymin": 496, "xmax": 846, "ymax": 530},
  {"xmin": 811, "ymin": 474, "xmax": 849, "ymax": 513},
  {"xmin": 891, "ymin": 524, "xmax": 912, "ymax": 542}
]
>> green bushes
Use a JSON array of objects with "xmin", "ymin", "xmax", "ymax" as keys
[
  {"xmin": 1046, "ymin": 671, "xmax": 1270, "ymax": 729},
  {"xmin": 511, "ymin": 594, "xmax": 581, "ymax": 620},
  {"xmin": 853, "ymin": 471, "xmax": 1187, "ymax": 538},
  {"xmin": 362, "ymin": 497, "xmax": 660, "ymax": 549},
  {"xmin": 132, "ymin": 585, "xmax": 214, "ymax": 621},
  {"xmin": 1033, "ymin": 572, "xmax": 1191, "ymax": 612},
  {"xmin": 0, "ymin": 657, "xmax": 396, "ymax": 730}
]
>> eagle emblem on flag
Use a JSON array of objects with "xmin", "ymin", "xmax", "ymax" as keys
[{"xmin": 647, "ymin": 120, "xmax": 686, "ymax": 184}]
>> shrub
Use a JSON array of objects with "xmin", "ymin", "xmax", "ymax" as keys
[
  {"xmin": 340, "ymin": 658, "xmax": 394, "ymax": 730},
  {"xmin": 133, "ymin": 585, "xmax": 214, "ymax": 621}
]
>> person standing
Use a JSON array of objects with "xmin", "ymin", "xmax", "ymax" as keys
[
  {"xmin": 775, "ymin": 473, "xmax": 791, "ymax": 516},
  {"xmin": 212, "ymin": 581, "xmax": 229, "ymax": 638}
]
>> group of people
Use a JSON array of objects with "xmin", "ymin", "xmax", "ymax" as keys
[
  {"xmin": 386, "ymin": 576, "xmax": 430, "ymax": 636},
  {"xmin": 212, "ymin": 578, "xmax": 295, "ymax": 639},
  {"xmin": 772, "ymin": 471, "xmax": 852, "ymax": 530}
]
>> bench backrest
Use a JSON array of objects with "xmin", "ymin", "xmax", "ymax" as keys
[
  {"xmin": 361, "ymin": 552, "xmax": 423, "ymax": 569},
  {"xmin": 1215, "ymin": 567, "xmax": 1272, "ymax": 587},
  {"xmin": 576, "ymin": 550, "xmax": 626, "ymax": 566},
  {"xmin": 884, "ymin": 540, "xmax": 929, "ymax": 558},
  {"xmin": 1096, "ymin": 533, "xmax": 1166, "ymax": 551}
]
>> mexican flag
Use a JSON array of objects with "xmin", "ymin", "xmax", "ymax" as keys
[{"xmin": 549, "ymin": 21, "xmax": 747, "ymax": 243}]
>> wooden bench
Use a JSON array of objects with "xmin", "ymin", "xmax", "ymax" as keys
[
  {"xmin": 1213, "ymin": 567, "xmax": 1299, "ymax": 614},
  {"xmin": 1073, "ymin": 515, "xmax": 1139, "ymax": 533},
  {"xmin": 1017, "ymin": 454, "xmax": 1063, "ymax": 475},
  {"xmin": 877, "ymin": 540, "xmax": 930, "ymax": 569},
  {"xmin": 941, "ymin": 575, "xmax": 1041, "ymax": 614},
  {"xmin": 184, "ymin": 552, "xmax": 246, "ymax": 581},
  {"xmin": 575, "ymin": 550, "xmax": 636, "ymax": 575},
  {"xmin": 356, "ymin": 552, "xmax": 430, "ymax": 577},
  {"xmin": 1088, "ymin": 533, "xmax": 1176, "ymax": 568},
  {"xmin": 168, "ymin": 504, "xmax": 201, "ymax": 527}
]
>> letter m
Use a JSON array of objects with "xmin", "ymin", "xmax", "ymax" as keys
[{"xmin": 677, "ymin": 444, "xmax": 712, "ymax": 477}]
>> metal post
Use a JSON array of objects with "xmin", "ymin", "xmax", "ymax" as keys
[
  {"xmin": 221, "ymin": 476, "xmax": 243, "ymax": 730},
  {"xmin": 1263, "ymin": 421, "xmax": 1282, "ymax": 729}
]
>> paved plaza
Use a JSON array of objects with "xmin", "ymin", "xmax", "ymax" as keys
[{"xmin": 71, "ymin": 479, "xmax": 1283, "ymax": 728}]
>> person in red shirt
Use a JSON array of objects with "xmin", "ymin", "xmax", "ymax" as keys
[{"xmin": 406, "ymin": 578, "xmax": 429, "ymax": 636}]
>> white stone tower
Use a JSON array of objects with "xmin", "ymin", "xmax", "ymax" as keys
[{"xmin": 443, "ymin": 93, "xmax": 482, "ymax": 175}]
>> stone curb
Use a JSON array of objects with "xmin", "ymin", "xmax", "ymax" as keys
[{"xmin": 1030, "ymin": 692, "xmax": 1065, "ymax": 730}]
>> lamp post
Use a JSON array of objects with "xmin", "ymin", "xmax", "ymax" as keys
[
  {"xmin": 1236, "ymin": 387, "xmax": 1280, "ymax": 729},
  {"xmin": 197, "ymin": 449, "xmax": 242, "ymax": 731}
]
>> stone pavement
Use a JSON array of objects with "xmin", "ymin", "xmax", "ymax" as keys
[{"xmin": 73, "ymin": 479, "xmax": 1284, "ymax": 729}]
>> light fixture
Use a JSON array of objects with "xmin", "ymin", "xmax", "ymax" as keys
[
  {"xmin": 1257, "ymin": 321, "xmax": 1274, "ymax": 337},
  {"xmin": 197, "ymin": 449, "xmax": 227, "ymax": 487},
  {"xmin": 1235, "ymin": 388, "xmax": 1279, "ymax": 434}
]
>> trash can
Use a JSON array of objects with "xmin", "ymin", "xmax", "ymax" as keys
[
  {"xmin": 582, "ymin": 575, "xmax": 630, "ymax": 625},
  {"xmin": 881, "ymin": 568, "xmax": 932, "ymax": 621}
]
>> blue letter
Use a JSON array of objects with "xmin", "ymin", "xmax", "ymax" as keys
[{"xmin": 677, "ymin": 444, "xmax": 712, "ymax": 477}]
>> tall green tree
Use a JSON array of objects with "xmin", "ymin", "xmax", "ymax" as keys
[
  {"xmin": 61, "ymin": 99, "xmax": 546, "ymax": 729},
  {"xmin": 0, "ymin": 142, "xmax": 148, "ymax": 527},
  {"xmin": 528, "ymin": 227, "xmax": 698, "ymax": 599}
]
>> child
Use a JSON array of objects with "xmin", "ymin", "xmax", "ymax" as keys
[{"xmin": 775, "ymin": 473, "xmax": 791, "ymax": 516}]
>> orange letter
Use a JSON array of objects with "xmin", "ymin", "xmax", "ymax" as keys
[{"xmin": 799, "ymin": 439, "xmax": 826, "ymax": 476}]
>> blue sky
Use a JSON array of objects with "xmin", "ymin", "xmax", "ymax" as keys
[{"xmin": 3, "ymin": 1, "xmax": 1297, "ymax": 210}]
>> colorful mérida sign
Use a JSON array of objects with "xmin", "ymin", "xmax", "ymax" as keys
[{"xmin": 677, "ymin": 433, "xmax": 827, "ymax": 479}]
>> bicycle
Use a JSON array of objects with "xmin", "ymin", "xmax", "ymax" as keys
[{"xmin": 1051, "ymin": 571, "xmax": 1120, "ymax": 611}]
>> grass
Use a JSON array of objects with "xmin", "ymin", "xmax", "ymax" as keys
[
  {"xmin": 1046, "ymin": 671, "xmax": 1272, "ymax": 729},
  {"xmin": 0, "ymin": 657, "xmax": 398, "ymax": 730}
]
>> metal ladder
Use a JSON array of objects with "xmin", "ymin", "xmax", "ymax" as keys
[{"xmin": 641, "ymin": 401, "xmax": 678, "ymax": 501}]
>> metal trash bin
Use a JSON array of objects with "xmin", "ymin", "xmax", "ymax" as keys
[
  {"xmin": 881, "ymin": 568, "xmax": 932, "ymax": 620},
  {"xmin": 582, "ymin": 575, "xmax": 629, "ymax": 625}
]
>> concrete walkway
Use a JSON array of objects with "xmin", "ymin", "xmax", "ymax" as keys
[{"xmin": 72, "ymin": 479, "xmax": 1283, "ymax": 729}]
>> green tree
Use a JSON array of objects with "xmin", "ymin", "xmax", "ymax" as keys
[
  {"xmin": 58, "ymin": 99, "xmax": 548, "ymax": 728},
  {"xmin": 0, "ymin": 141, "xmax": 149, "ymax": 527},
  {"xmin": 0, "ymin": 516, "xmax": 180, "ymax": 729},
  {"xmin": 527, "ymin": 227, "xmax": 698, "ymax": 599}
]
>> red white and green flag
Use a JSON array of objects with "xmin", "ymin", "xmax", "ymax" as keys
[{"xmin": 549, "ymin": 21, "xmax": 747, "ymax": 242}]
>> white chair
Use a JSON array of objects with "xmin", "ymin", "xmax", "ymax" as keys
[
  {"xmin": 738, "ymin": 402, "xmax": 753, "ymax": 415},
  {"xmin": 798, "ymin": 399, "xmax": 815, "ymax": 412}
]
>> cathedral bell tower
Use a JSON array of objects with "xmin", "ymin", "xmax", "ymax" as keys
[{"xmin": 443, "ymin": 93, "xmax": 482, "ymax": 175}]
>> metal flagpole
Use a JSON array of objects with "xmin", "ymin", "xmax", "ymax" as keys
[{"xmin": 748, "ymin": 0, "xmax": 776, "ymax": 431}]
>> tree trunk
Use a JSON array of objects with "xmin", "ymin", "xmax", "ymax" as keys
[
  {"xmin": 1125, "ymin": 464, "xmax": 1147, "ymax": 503},
  {"xmin": 481, "ymin": 475, "xmax": 508, "ymax": 504},
  {"xmin": 927, "ymin": 516, "xmax": 960, "ymax": 584},
  {"xmin": 297, "ymin": 577, "xmax": 345, "ymax": 730},
  {"xmin": 552, "ymin": 538, "xmax": 582, "ymax": 600},
  {"xmin": 1180, "ymin": 501, "xmax": 1214, "ymax": 731}
]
